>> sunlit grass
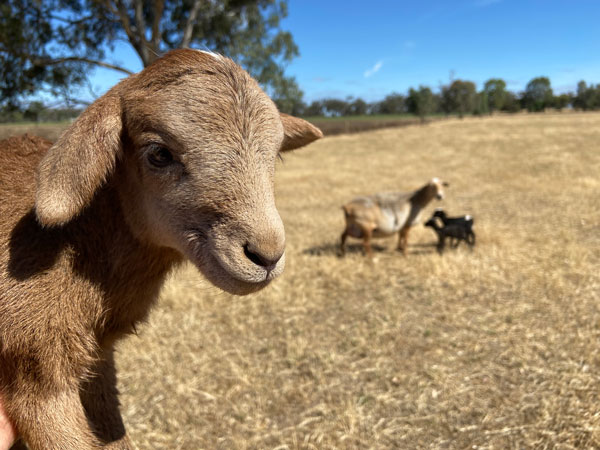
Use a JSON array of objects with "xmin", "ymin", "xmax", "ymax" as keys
[{"xmin": 124, "ymin": 113, "xmax": 600, "ymax": 448}]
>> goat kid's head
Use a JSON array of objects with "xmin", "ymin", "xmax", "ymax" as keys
[
  {"xmin": 34, "ymin": 49, "xmax": 322, "ymax": 295},
  {"xmin": 424, "ymin": 218, "xmax": 437, "ymax": 229},
  {"xmin": 433, "ymin": 208, "xmax": 447, "ymax": 219},
  {"xmin": 429, "ymin": 178, "xmax": 449, "ymax": 201}
]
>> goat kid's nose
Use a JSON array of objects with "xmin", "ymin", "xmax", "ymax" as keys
[{"xmin": 243, "ymin": 244, "xmax": 283, "ymax": 271}]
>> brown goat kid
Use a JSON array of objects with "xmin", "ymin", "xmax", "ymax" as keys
[
  {"xmin": 0, "ymin": 49, "xmax": 322, "ymax": 450},
  {"xmin": 340, "ymin": 178, "xmax": 447, "ymax": 257}
]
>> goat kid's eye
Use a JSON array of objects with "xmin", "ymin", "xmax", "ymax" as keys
[{"xmin": 146, "ymin": 146, "xmax": 174, "ymax": 168}]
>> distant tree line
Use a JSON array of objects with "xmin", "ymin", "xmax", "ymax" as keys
[
  {"xmin": 0, "ymin": 101, "xmax": 81, "ymax": 123},
  {"xmin": 2, "ymin": 77, "xmax": 600, "ymax": 123},
  {"xmin": 292, "ymin": 77, "xmax": 600, "ymax": 119}
]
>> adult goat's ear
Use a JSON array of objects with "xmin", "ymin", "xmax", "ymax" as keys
[
  {"xmin": 35, "ymin": 91, "xmax": 123, "ymax": 226},
  {"xmin": 279, "ymin": 113, "xmax": 323, "ymax": 151}
]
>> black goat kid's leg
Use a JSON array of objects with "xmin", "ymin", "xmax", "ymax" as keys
[
  {"xmin": 467, "ymin": 231, "xmax": 476, "ymax": 247},
  {"xmin": 436, "ymin": 235, "xmax": 445, "ymax": 254}
]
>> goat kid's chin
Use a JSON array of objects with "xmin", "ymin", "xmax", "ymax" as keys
[{"xmin": 183, "ymin": 230, "xmax": 285, "ymax": 295}]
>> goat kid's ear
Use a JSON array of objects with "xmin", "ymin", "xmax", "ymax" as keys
[
  {"xmin": 35, "ymin": 92, "xmax": 123, "ymax": 226},
  {"xmin": 279, "ymin": 113, "xmax": 323, "ymax": 152}
]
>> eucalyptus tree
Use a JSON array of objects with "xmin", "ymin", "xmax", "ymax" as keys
[{"xmin": 0, "ymin": 0, "xmax": 302, "ymax": 111}]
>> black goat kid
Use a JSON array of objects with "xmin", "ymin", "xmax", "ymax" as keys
[
  {"xmin": 432, "ymin": 209, "xmax": 476, "ymax": 246},
  {"xmin": 425, "ymin": 217, "xmax": 475, "ymax": 254}
]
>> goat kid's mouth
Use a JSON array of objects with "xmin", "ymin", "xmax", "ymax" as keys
[{"xmin": 183, "ymin": 228, "xmax": 284, "ymax": 295}]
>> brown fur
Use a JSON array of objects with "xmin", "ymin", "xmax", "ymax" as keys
[
  {"xmin": 0, "ymin": 49, "xmax": 321, "ymax": 449},
  {"xmin": 340, "ymin": 178, "xmax": 447, "ymax": 258}
]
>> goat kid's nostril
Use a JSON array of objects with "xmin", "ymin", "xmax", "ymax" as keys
[{"xmin": 243, "ymin": 244, "xmax": 283, "ymax": 270}]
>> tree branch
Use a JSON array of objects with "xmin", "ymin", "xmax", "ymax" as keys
[
  {"xmin": 36, "ymin": 89, "xmax": 92, "ymax": 108},
  {"xmin": 49, "ymin": 14, "xmax": 95, "ymax": 25},
  {"xmin": 110, "ymin": 0, "xmax": 145, "ymax": 63},
  {"xmin": 132, "ymin": 0, "xmax": 158, "ymax": 64},
  {"xmin": 133, "ymin": 0, "xmax": 148, "ymax": 45},
  {"xmin": 151, "ymin": 0, "xmax": 165, "ymax": 51},
  {"xmin": 103, "ymin": 0, "xmax": 120, "ymax": 18},
  {"xmin": 35, "ymin": 57, "xmax": 134, "ymax": 75},
  {"xmin": 181, "ymin": 0, "xmax": 202, "ymax": 48},
  {"xmin": 111, "ymin": 0, "xmax": 136, "ymax": 40}
]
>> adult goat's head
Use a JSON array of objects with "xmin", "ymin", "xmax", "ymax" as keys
[
  {"xmin": 35, "ymin": 49, "xmax": 322, "ymax": 295},
  {"xmin": 430, "ymin": 178, "xmax": 449, "ymax": 201}
]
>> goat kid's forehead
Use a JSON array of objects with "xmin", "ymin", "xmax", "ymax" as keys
[{"xmin": 121, "ymin": 50, "xmax": 284, "ymax": 152}]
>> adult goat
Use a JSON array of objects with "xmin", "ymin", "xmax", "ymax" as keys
[{"xmin": 340, "ymin": 178, "xmax": 447, "ymax": 257}]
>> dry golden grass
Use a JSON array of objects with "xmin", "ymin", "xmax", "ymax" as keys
[
  {"xmin": 0, "ymin": 122, "xmax": 69, "ymax": 142},
  {"xmin": 5, "ymin": 113, "xmax": 600, "ymax": 448},
  {"xmin": 115, "ymin": 112, "xmax": 600, "ymax": 449}
]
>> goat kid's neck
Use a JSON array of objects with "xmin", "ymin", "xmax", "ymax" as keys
[{"xmin": 67, "ymin": 180, "xmax": 183, "ymax": 343}]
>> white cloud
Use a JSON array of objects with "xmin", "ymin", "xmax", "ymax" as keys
[{"xmin": 364, "ymin": 61, "xmax": 383, "ymax": 78}]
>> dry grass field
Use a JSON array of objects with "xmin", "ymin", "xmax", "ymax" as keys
[
  {"xmin": 0, "ymin": 122, "xmax": 69, "ymax": 142},
  {"xmin": 306, "ymin": 116, "xmax": 423, "ymax": 136},
  {"xmin": 3, "ymin": 112, "xmax": 600, "ymax": 448}
]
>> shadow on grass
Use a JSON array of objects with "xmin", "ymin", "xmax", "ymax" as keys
[
  {"xmin": 409, "ymin": 243, "xmax": 441, "ymax": 256},
  {"xmin": 302, "ymin": 241, "xmax": 439, "ymax": 257}
]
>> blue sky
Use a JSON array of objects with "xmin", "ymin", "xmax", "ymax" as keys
[{"xmin": 90, "ymin": 0, "xmax": 600, "ymax": 103}]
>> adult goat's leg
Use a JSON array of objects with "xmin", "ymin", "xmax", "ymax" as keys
[
  {"xmin": 398, "ymin": 226, "xmax": 410, "ymax": 255},
  {"xmin": 340, "ymin": 229, "xmax": 349, "ymax": 256},
  {"xmin": 362, "ymin": 228, "xmax": 374, "ymax": 258}
]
